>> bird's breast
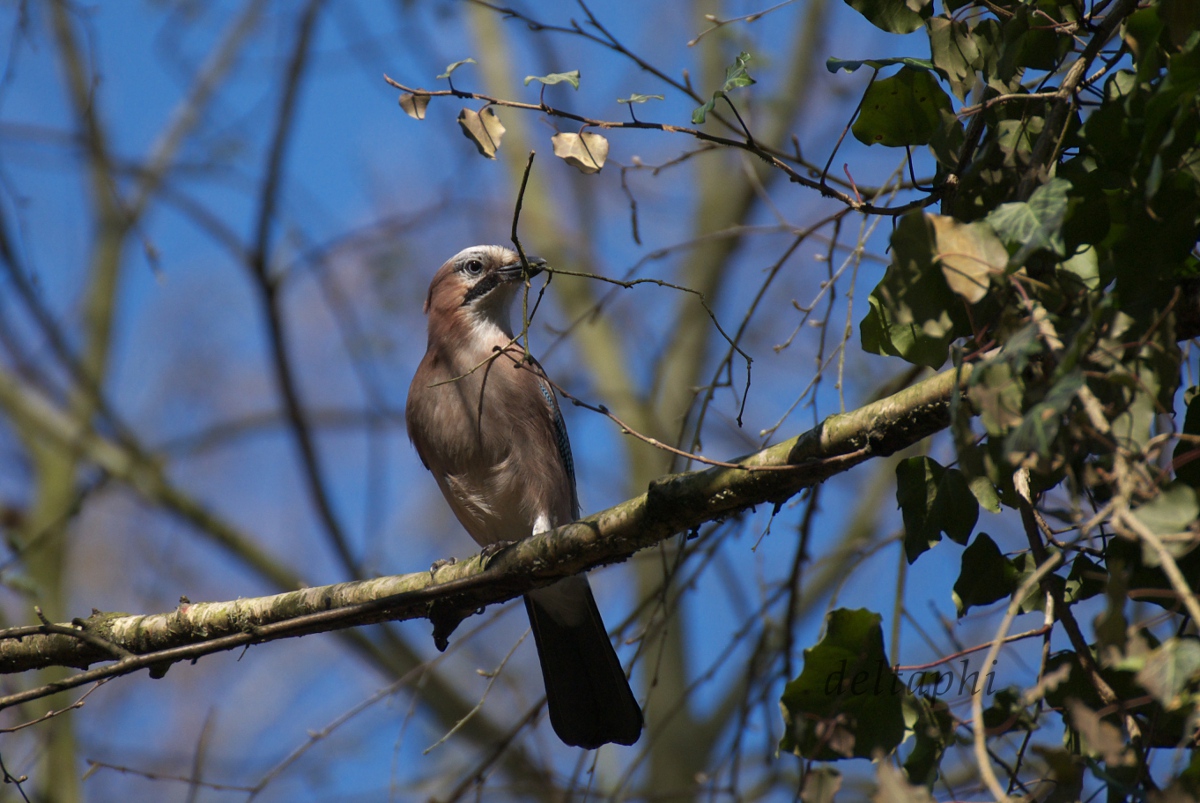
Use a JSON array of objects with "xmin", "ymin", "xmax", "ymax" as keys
[{"xmin": 408, "ymin": 348, "xmax": 564, "ymax": 544}]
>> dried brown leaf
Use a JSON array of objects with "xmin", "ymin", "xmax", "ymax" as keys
[
  {"xmin": 457, "ymin": 107, "xmax": 505, "ymax": 159},
  {"xmin": 550, "ymin": 131, "xmax": 609, "ymax": 174},
  {"xmin": 930, "ymin": 215, "xmax": 1007, "ymax": 303},
  {"xmin": 399, "ymin": 93, "xmax": 430, "ymax": 120}
]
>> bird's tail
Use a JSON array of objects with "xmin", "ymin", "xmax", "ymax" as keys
[{"xmin": 524, "ymin": 575, "xmax": 643, "ymax": 749}]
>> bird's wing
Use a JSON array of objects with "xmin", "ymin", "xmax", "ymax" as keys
[{"xmin": 535, "ymin": 375, "xmax": 579, "ymax": 520}]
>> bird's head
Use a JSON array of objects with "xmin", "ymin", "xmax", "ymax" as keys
[{"xmin": 423, "ymin": 245, "xmax": 545, "ymax": 340}]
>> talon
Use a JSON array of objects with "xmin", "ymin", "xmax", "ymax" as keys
[
  {"xmin": 430, "ymin": 557, "xmax": 457, "ymax": 575},
  {"xmin": 480, "ymin": 540, "xmax": 516, "ymax": 561}
]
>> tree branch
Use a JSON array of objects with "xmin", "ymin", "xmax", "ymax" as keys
[{"xmin": 0, "ymin": 362, "xmax": 971, "ymax": 689}]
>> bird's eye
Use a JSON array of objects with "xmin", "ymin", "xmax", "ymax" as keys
[{"xmin": 464, "ymin": 259, "xmax": 484, "ymax": 276}]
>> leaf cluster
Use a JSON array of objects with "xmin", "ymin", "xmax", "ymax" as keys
[{"xmin": 783, "ymin": 0, "xmax": 1200, "ymax": 795}]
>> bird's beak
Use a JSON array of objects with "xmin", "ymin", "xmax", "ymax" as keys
[{"xmin": 498, "ymin": 255, "xmax": 546, "ymax": 282}]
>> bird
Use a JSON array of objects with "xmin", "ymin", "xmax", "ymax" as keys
[{"xmin": 405, "ymin": 244, "xmax": 643, "ymax": 749}]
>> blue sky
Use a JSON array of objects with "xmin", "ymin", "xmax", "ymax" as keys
[{"xmin": 0, "ymin": 2, "xmax": 1067, "ymax": 800}]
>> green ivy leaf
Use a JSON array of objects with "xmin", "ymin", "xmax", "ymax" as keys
[
  {"xmin": 523, "ymin": 70, "xmax": 581, "ymax": 89},
  {"xmin": 860, "ymin": 212, "xmax": 971, "ymax": 368},
  {"xmin": 986, "ymin": 177, "xmax": 1072, "ymax": 266},
  {"xmin": 953, "ymin": 533, "xmax": 1019, "ymax": 616},
  {"xmin": 693, "ymin": 52, "xmax": 756, "ymax": 124},
  {"xmin": 779, "ymin": 609, "xmax": 906, "ymax": 760},
  {"xmin": 721, "ymin": 51, "xmax": 756, "ymax": 91},
  {"xmin": 826, "ymin": 56, "xmax": 938, "ymax": 73},
  {"xmin": 852, "ymin": 67, "xmax": 954, "ymax": 147},
  {"xmin": 969, "ymin": 475, "xmax": 1002, "ymax": 513},
  {"xmin": 897, "ymin": 456, "xmax": 980, "ymax": 563},
  {"xmin": 927, "ymin": 16, "xmax": 981, "ymax": 101},
  {"xmin": 437, "ymin": 58, "xmax": 476, "ymax": 79},
  {"xmin": 843, "ymin": 0, "xmax": 932, "ymax": 34}
]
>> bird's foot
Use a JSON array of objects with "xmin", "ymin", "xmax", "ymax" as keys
[
  {"xmin": 429, "ymin": 556, "xmax": 457, "ymax": 576},
  {"xmin": 480, "ymin": 540, "xmax": 516, "ymax": 563}
]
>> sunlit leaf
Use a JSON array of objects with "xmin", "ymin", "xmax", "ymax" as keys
[
  {"xmin": 969, "ymin": 475, "xmax": 1002, "ymax": 513},
  {"xmin": 524, "ymin": 70, "xmax": 581, "ymax": 89},
  {"xmin": 692, "ymin": 96, "xmax": 720, "ymax": 125},
  {"xmin": 721, "ymin": 51, "xmax": 756, "ymax": 92},
  {"xmin": 929, "ymin": 215, "xmax": 1007, "ymax": 303},
  {"xmin": 398, "ymin": 93, "xmax": 430, "ymax": 120},
  {"xmin": 986, "ymin": 177, "xmax": 1072, "ymax": 264},
  {"xmin": 843, "ymin": 0, "xmax": 932, "ymax": 34},
  {"xmin": 438, "ymin": 58, "xmax": 476, "ymax": 79},
  {"xmin": 551, "ymin": 131, "xmax": 609, "ymax": 174},
  {"xmin": 693, "ymin": 51, "xmax": 756, "ymax": 124},
  {"xmin": 457, "ymin": 107, "xmax": 505, "ymax": 159},
  {"xmin": 860, "ymin": 212, "xmax": 970, "ymax": 368}
]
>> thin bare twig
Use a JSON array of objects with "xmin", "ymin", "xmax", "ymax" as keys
[
  {"xmin": 971, "ymin": 549, "xmax": 1062, "ymax": 803},
  {"xmin": 247, "ymin": 0, "xmax": 362, "ymax": 578},
  {"xmin": 383, "ymin": 75, "xmax": 943, "ymax": 217}
]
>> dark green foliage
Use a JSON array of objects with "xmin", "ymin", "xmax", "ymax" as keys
[
  {"xmin": 779, "ymin": 609, "xmax": 906, "ymax": 760},
  {"xmin": 809, "ymin": 0, "xmax": 1200, "ymax": 793},
  {"xmin": 953, "ymin": 533, "xmax": 1019, "ymax": 615},
  {"xmin": 842, "ymin": 0, "xmax": 932, "ymax": 34},
  {"xmin": 852, "ymin": 67, "xmax": 954, "ymax": 147},
  {"xmin": 896, "ymin": 456, "xmax": 979, "ymax": 562}
]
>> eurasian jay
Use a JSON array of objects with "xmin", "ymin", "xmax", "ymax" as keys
[{"xmin": 406, "ymin": 245, "xmax": 643, "ymax": 749}]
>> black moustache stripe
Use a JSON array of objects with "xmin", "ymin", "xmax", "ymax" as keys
[{"xmin": 461, "ymin": 272, "xmax": 501, "ymax": 305}]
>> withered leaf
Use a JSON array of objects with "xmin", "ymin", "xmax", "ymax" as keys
[
  {"xmin": 398, "ymin": 93, "xmax": 430, "ymax": 120},
  {"xmin": 550, "ymin": 131, "xmax": 609, "ymax": 174},
  {"xmin": 457, "ymin": 107, "xmax": 506, "ymax": 159}
]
